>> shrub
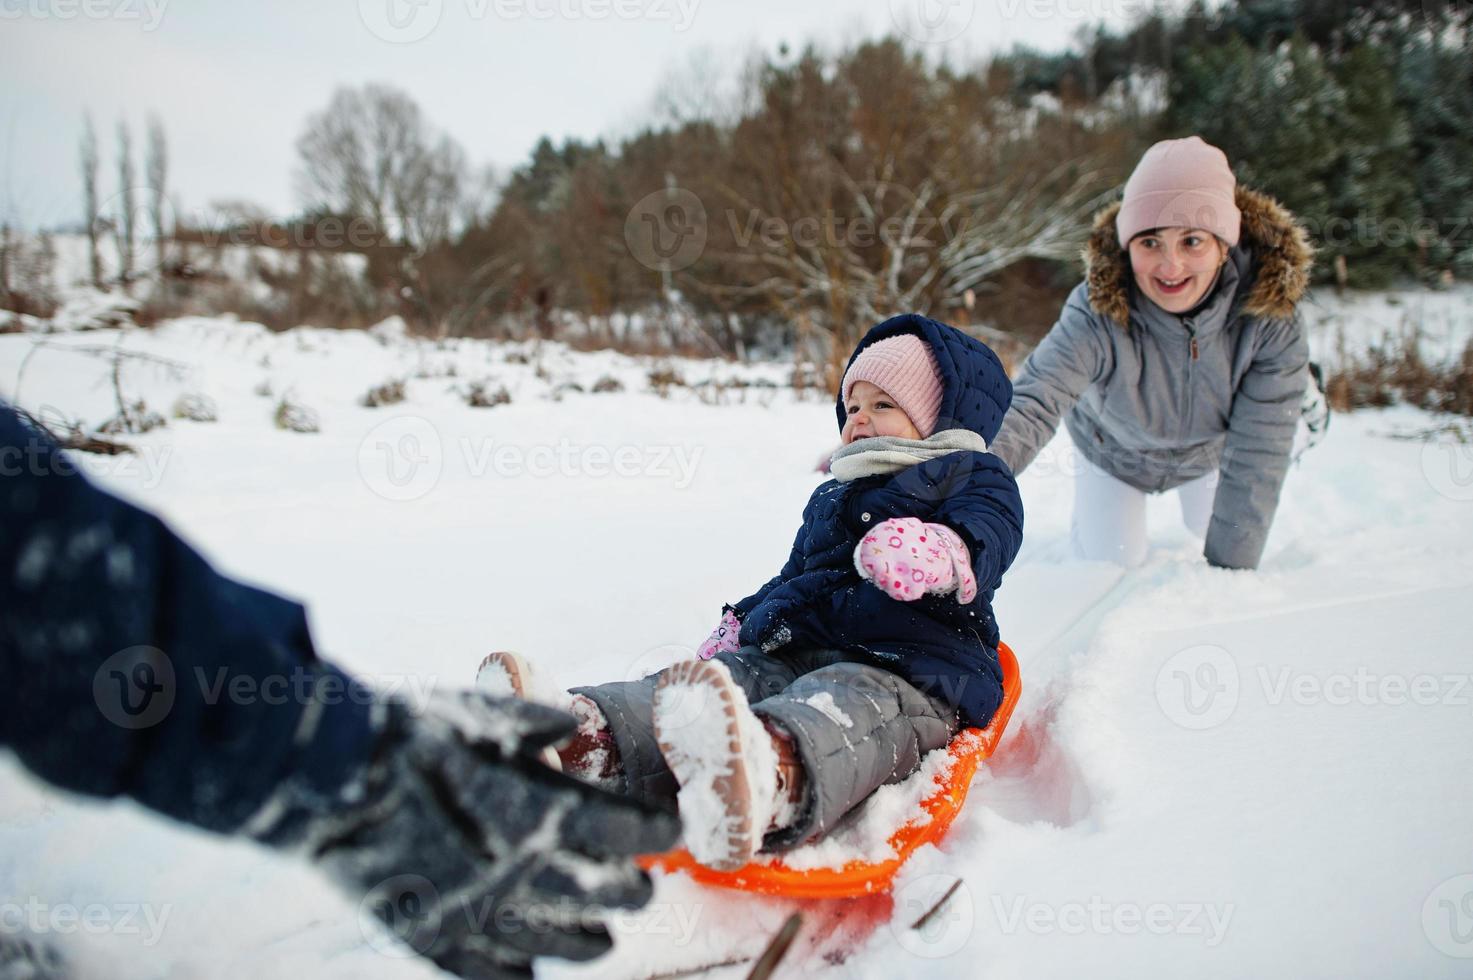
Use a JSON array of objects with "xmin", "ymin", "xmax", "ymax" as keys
[
  {"xmin": 463, "ymin": 380, "xmax": 511, "ymax": 408},
  {"xmin": 1325, "ymin": 330, "xmax": 1473, "ymax": 417},
  {"xmin": 274, "ymin": 397, "xmax": 320, "ymax": 432},
  {"xmin": 173, "ymin": 392, "xmax": 219, "ymax": 422},
  {"xmin": 647, "ymin": 365, "xmax": 686, "ymax": 398},
  {"xmin": 361, "ymin": 378, "xmax": 407, "ymax": 407}
]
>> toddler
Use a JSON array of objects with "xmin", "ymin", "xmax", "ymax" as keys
[{"xmin": 480, "ymin": 314, "xmax": 1023, "ymax": 870}]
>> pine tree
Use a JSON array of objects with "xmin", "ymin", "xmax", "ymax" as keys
[
  {"xmin": 1168, "ymin": 35, "xmax": 1342, "ymax": 277},
  {"xmin": 1393, "ymin": 33, "xmax": 1473, "ymax": 281},
  {"xmin": 1325, "ymin": 43, "xmax": 1420, "ymax": 286}
]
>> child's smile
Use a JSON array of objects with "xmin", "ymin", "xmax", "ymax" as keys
[{"xmin": 842, "ymin": 381, "xmax": 923, "ymax": 445}]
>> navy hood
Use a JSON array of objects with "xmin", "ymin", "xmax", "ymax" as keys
[{"xmin": 834, "ymin": 314, "xmax": 1013, "ymax": 444}]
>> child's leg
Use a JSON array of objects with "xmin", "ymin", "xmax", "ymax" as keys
[
  {"xmin": 570, "ymin": 646, "xmax": 808, "ymax": 808},
  {"xmin": 1177, "ymin": 467, "xmax": 1220, "ymax": 538},
  {"xmin": 1071, "ymin": 454, "xmax": 1148, "ymax": 567},
  {"xmin": 754, "ymin": 661, "xmax": 958, "ymax": 851}
]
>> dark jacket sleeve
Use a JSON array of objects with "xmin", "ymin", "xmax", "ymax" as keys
[
  {"xmin": 876, "ymin": 452, "xmax": 1025, "ymax": 593},
  {"xmin": 927, "ymin": 454, "xmax": 1025, "ymax": 592},
  {"xmin": 0, "ymin": 405, "xmax": 377, "ymax": 834},
  {"xmin": 1204, "ymin": 315, "xmax": 1309, "ymax": 570},
  {"xmin": 990, "ymin": 284, "xmax": 1112, "ymax": 475}
]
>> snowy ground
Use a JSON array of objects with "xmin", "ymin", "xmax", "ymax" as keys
[
  {"xmin": 2, "ymin": 315, "xmax": 1473, "ymax": 979},
  {"xmin": 1301, "ymin": 284, "xmax": 1473, "ymax": 368}
]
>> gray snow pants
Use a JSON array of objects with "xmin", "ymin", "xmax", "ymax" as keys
[{"xmin": 570, "ymin": 646, "xmax": 958, "ymax": 851}]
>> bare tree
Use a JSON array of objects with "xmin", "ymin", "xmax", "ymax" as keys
[
  {"xmin": 146, "ymin": 114, "xmax": 168, "ymax": 276},
  {"xmin": 0, "ymin": 232, "xmax": 59, "ymax": 317},
  {"xmin": 935, "ymin": 161, "xmax": 1117, "ymax": 300},
  {"xmin": 669, "ymin": 40, "xmax": 1134, "ymax": 382},
  {"xmin": 295, "ymin": 84, "xmax": 467, "ymax": 254},
  {"xmin": 116, "ymin": 120, "xmax": 138, "ymax": 290},
  {"xmin": 81, "ymin": 114, "xmax": 101, "ymax": 288},
  {"xmin": 398, "ymin": 134, "xmax": 466, "ymax": 252},
  {"xmin": 1, "ymin": 222, "xmax": 11, "ymax": 307}
]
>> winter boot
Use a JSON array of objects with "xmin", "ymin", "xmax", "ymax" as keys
[
  {"xmin": 764, "ymin": 718, "xmax": 808, "ymax": 833},
  {"xmin": 475, "ymin": 651, "xmax": 621, "ymax": 784},
  {"xmin": 653, "ymin": 658, "xmax": 807, "ymax": 871}
]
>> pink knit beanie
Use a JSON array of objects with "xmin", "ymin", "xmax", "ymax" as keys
[
  {"xmin": 1116, "ymin": 136, "xmax": 1241, "ymax": 248},
  {"xmin": 841, "ymin": 334, "xmax": 944, "ymax": 437}
]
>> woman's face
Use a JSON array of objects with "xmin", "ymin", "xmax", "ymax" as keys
[
  {"xmin": 1127, "ymin": 228, "xmax": 1228, "ymax": 314},
  {"xmin": 842, "ymin": 381, "xmax": 922, "ymax": 445}
]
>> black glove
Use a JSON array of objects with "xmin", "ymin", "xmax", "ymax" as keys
[{"xmin": 248, "ymin": 688, "xmax": 679, "ymax": 979}]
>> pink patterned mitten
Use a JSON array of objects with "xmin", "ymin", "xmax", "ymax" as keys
[
  {"xmin": 854, "ymin": 517, "xmax": 978, "ymax": 604},
  {"xmin": 696, "ymin": 609, "xmax": 743, "ymax": 660}
]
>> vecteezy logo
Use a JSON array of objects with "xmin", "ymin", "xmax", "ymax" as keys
[
  {"xmin": 1424, "ymin": 874, "xmax": 1473, "ymax": 958},
  {"xmin": 358, "ymin": 416, "xmax": 443, "ymax": 502},
  {"xmin": 1155, "ymin": 644, "xmax": 1239, "ymax": 730},
  {"xmin": 624, "ymin": 188, "xmax": 707, "ymax": 273},
  {"xmin": 889, "ymin": 0, "xmax": 974, "ymax": 45},
  {"xmin": 890, "ymin": 874, "xmax": 974, "ymax": 958},
  {"xmin": 359, "ymin": 874, "xmax": 442, "ymax": 957},
  {"xmin": 93, "ymin": 646, "xmax": 176, "ymax": 730},
  {"xmin": 1421, "ymin": 439, "xmax": 1473, "ymax": 503},
  {"xmin": 358, "ymin": 0, "xmax": 443, "ymax": 43}
]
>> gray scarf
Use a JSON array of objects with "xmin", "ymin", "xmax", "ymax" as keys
[{"xmin": 828, "ymin": 429, "xmax": 990, "ymax": 482}]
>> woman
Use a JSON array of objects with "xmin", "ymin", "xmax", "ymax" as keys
[{"xmin": 991, "ymin": 136, "xmax": 1314, "ymax": 570}]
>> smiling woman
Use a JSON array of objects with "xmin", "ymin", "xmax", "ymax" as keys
[{"xmin": 991, "ymin": 136, "xmax": 1317, "ymax": 571}]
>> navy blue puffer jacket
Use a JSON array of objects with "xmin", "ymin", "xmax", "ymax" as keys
[{"xmin": 730, "ymin": 315, "xmax": 1024, "ymax": 727}]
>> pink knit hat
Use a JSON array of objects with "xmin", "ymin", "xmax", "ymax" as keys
[
  {"xmin": 841, "ymin": 334, "xmax": 944, "ymax": 437},
  {"xmin": 1115, "ymin": 136, "xmax": 1241, "ymax": 248}
]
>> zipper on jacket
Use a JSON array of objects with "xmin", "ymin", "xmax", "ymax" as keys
[{"xmin": 1180, "ymin": 316, "xmax": 1198, "ymax": 446}]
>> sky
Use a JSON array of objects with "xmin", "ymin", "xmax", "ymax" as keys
[{"xmin": 0, "ymin": 0, "xmax": 1157, "ymax": 231}]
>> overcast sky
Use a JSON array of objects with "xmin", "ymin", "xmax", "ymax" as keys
[{"xmin": 0, "ymin": 0, "xmax": 1153, "ymax": 230}]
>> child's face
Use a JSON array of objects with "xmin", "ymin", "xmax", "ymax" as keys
[
  {"xmin": 842, "ymin": 381, "xmax": 922, "ymax": 445},
  {"xmin": 1127, "ymin": 227, "xmax": 1227, "ymax": 314}
]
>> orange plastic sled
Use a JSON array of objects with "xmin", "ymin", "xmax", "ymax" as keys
[{"xmin": 639, "ymin": 641, "xmax": 1021, "ymax": 899}]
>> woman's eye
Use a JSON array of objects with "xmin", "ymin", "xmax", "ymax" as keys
[{"xmin": 1184, "ymin": 235, "xmax": 1203, "ymax": 248}]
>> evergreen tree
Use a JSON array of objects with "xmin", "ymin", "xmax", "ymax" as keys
[
  {"xmin": 1392, "ymin": 33, "xmax": 1473, "ymax": 280},
  {"xmin": 1168, "ymin": 35, "xmax": 1342, "ymax": 274},
  {"xmin": 1325, "ymin": 43, "xmax": 1420, "ymax": 285}
]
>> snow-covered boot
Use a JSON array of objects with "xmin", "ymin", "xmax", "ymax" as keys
[
  {"xmin": 654, "ymin": 659, "xmax": 806, "ymax": 871},
  {"xmin": 475, "ymin": 650, "xmax": 542, "ymax": 702},
  {"xmin": 558, "ymin": 695, "xmax": 624, "ymax": 790},
  {"xmin": 475, "ymin": 651, "xmax": 621, "ymax": 784},
  {"xmin": 765, "ymin": 719, "xmax": 807, "ymax": 833},
  {"xmin": 476, "ymin": 651, "xmax": 563, "ymax": 770}
]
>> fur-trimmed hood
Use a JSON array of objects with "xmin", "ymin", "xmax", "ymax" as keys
[{"xmin": 1083, "ymin": 186, "xmax": 1315, "ymax": 328}]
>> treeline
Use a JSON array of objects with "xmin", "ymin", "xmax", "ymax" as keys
[
  {"xmin": 14, "ymin": 0, "xmax": 1470, "ymax": 372},
  {"xmin": 372, "ymin": 0, "xmax": 1473, "ymax": 365},
  {"xmin": 1021, "ymin": 0, "xmax": 1473, "ymax": 288}
]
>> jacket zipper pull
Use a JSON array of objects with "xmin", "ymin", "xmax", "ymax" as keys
[{"xmin": 1183, "ymin": 316, "xmax": 1199, "ymax": 361}]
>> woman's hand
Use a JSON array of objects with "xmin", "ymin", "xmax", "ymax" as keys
[{"xmin": 854, "ymin": 517, "xmax": 978, "ymax": 604}]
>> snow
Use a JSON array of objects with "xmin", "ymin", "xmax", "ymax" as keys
[
  {"xmin": 1301, "ymin": 284, "xmax": 1473, "ymax": 368},
  {"xmin": 2, "ymin": 312, "xmax": 1473, "ymax": 978},
  {"xmin": 773, "ymin": 745, "xmax": 954, "ymax": 872},
  {"xmin": 798, "ymin": 691, "xmax": 854, "ymax": 729}
]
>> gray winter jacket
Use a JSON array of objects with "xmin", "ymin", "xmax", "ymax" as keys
[{"xmin": 991, "ymin": 187, "xmax": 1314, "ymax": 570}]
